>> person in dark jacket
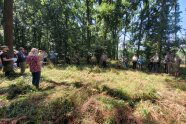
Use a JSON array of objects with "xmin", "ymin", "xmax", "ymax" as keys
[
  {"xmin": 0, "ymin": 46, "xmax": 13, "ymax": 77},
  {"xmin": 17, "ymin": 47, "xmax": 27, "ymax": 74}
]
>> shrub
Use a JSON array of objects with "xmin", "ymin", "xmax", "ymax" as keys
[
  {"xmin": 7, "ymin": 80, "xmax": 35, "ymax": 100},
  {"xmin": 5, "ymin": 99, "xmax": 37, "ymax": 118},
  {"xmin": 37, "ymin": 98, "xmax": 75, "ymax": 122}
]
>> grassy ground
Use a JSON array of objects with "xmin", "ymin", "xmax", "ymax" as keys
[{"xmin": 0, "ymin": 64, "xmax": 186, "ymax": 124}]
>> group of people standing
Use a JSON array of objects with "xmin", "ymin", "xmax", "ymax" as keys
[
  {"xmin": 89, "ymin": 53, "xmax": 108, "ymax": 68},
  {"xmin": 0, "ymin": 46, "xmax": 49, "ymax": 89},
  {"xmin": 163, "ymin": 52, "xmax": 181, "ymax": 77},
  {"xmin": 131, "ymin": 52, "xmax": 181, "ymax": 76},
  {"xmin": 0, "ymin": 46, "xmax": 27, "ymax": 77},
  {"xmin": 0, "ymin": 45, "xmax": 183, "ymax": 89}
]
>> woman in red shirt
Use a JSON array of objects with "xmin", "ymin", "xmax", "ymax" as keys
[{"xmin": 26, "ymin": 48, "xmax": 41, "ymax": 88}]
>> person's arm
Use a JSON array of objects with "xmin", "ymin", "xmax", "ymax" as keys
[
  {"xmin": 3, "ymin": 57, "xmax": 12, "ymax": 61},
  {"xmin": 26, "ymin": 56, "xmax": 30, "ymax": 65},
  {"xmin": 37, "ymin": 57, "xmax": 41, "ymax": 65},
  {"xmin": 16, "ymin": 52, "xmax": 20, "ymax": 58}
]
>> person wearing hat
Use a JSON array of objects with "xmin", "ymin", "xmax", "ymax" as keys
[
  {"xmin": 17, "ymin": 47, "xmax": 27, "ymax": 74},
  {"xmin": 0, "ymin": 46, "xmax": 13, "ymax": 77}
]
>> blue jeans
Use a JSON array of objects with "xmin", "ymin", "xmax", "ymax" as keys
[
  {"xmin": 32, "ymin": 72, "xmax": 41, "ymax": 87},
  {"xmin": 124, "ymin": 62, "xmax": 128, "ymax": 68}
]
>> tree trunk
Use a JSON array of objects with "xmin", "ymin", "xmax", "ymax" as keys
[
  {"xmin": 86, "ymin": 0, "xmax": 91, "ymax": 50},
  {"xmin": 86, "ymin": 0, "xmax": 91, "ymax": 64},
  {"xmin": 4, "ymin": 0, "xmax": 13, "ymax": 56}
]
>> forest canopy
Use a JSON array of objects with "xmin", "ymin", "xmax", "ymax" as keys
[{"xmin": 0, "ymin": 0, "xmax": 185, "ymax": 60}]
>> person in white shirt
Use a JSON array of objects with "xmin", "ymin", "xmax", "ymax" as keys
[
  {"xmin": 132, "ymin": 54, "xmax": 138, "ymax": 69},
  {"xmin": 153, "ymin": 53, "xmax": 159, "ymax": 73}
]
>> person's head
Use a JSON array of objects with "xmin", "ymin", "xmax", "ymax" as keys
[
  {"xmin": 14, "ymin": 50, "xmax": 17, "ymax": 54},
  {"xmin": 19, "ymin": 47, "xmax": 25, "ymax": 52},
  {"xmin": 39, "ymin": 50, "xmax": 42, "ymax": 53},
  {"xmin": 1, "ymin": 45, "xmax": 9, "ymax": 52},
  {"xmin": 30, "ymin": 48, "xmax": 38, "ymax": 56}
]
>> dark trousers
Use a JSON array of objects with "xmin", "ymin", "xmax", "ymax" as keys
[
  {"xmin": 50, "ymin": 58, "xmax": 56, "ymax": 64},
  {"xmin": 102, "ymin": 61, "xmax": 107, "ymax": 68},
  {"xmin": 148, "ymin": 62, "xmax": 153, "ymax": 72},
  {"xmin": 32, "ymin": 72, "xmax": 41, "ymax": 88},
  {"xmin": 153, "ymin": 62, "xmax": 159, "ymax": 73},
  {"xmin": 5, "ymin": 71, "xmax": 11, "ymax": 77},
  {"xmin": 132, "ymin": 61, "xmax": 137, "ymax": 69},
  {"xmin": 164, "ymin": 63, "xmax": 168, "ymax": 73}
]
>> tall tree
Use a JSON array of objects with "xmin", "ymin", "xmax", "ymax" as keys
[{"xmin": 4, "ymin": 0, "xmax": 13, "ymax": 55}]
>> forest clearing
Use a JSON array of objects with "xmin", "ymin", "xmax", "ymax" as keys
[
  {"xmin": 0, "ymin": 0, "xmax": 186, "ymax": 123},
  {"xmin": 0, "ymin": 64, "xmax": 186, "ymax": 124}
]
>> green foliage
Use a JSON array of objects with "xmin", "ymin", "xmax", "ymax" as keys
[
  {"xmin": 133, "ymin": 85, "xmax": 157, "ymax": 101},
  {"xmin": 104, "ymin": 117, "xmax": 115, "ymax": 124},
  {"xmin": 9, "ymin": 0, "xmax": 182, "ymax": 59},
  {"xmin": 98, "ymin": 96, "xmax": 125, "ymax": 110},
  {"xmin": 5, "ymin": 98, "xmax": 36, "ymax": 118},
  {"xmin": 37, "ymin": 98, "xmax": 74, "ymax": 121},
  {"xmin": 0, "ymin": 96, "xmax": 74, "ymax": 123},
  {"xmin": 141, "ymin": 108, "xmax": 150, "ymax": 118},
  {"xmin": 97, "ymin": 3, "xmax": 115, "ymax": 15}
]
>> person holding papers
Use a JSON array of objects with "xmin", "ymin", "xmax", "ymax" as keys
[{"xmin": 0, "ymin": 46, "xmax": 13, "ymax": 77}]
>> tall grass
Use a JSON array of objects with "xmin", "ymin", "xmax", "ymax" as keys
[{"xmin": 0, "ymin": 65, "xmax": 185, "ymax": 123}]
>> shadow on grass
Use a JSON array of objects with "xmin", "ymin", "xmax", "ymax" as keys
[
  {"xmin": 0, "ymin": 87, "xmax": 8, "ymax": 95},
  {"xmin": 42, "ymin": 79, "xmax": 84, "ymax": 91},
  {"xmin": 6, "ymin": 83, "xmax": 37, "ymax": 100},
  {"xmin": 44, "ymin": 79, "xmax": 71, "ymax": 87},
  {"xmin": 100, "ymin": 85, "xmax": 130, "ymax": 101}
]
